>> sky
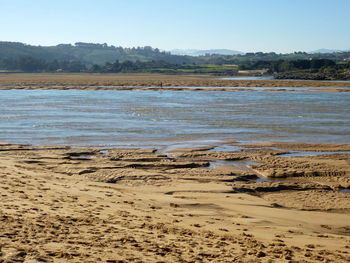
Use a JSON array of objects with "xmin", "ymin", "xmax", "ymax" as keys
[{"xmin": 1, "ymin": 0, "xmax": 349, "ymax": 53}]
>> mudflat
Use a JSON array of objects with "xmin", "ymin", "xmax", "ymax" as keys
[
  {"xmin": 1, "ymin": 73, "xmax": 350, "ymax": 89},
  {"xmin": 1, "ymin": 142, "xmax": 350, "ymax": 262}
]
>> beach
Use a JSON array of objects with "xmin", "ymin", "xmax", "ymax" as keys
[
  {"xmin": 2, "ymin": 0, "xmax": 350, "ymax": 259},
  {"xmin": 0, "ymin": 73, "xmax": 350, "ymax": 90},
  {"xmin": 0, "ymin": 141, "xmax": 349, "ymax": 262},
  {"xmin": 0, "ymin": 74, "xmax": 350, "ymax": 262}
]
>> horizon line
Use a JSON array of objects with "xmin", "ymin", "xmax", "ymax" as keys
[{"xmin": 1, "ymin": 40, "xmax": 349, "ymax": 55}]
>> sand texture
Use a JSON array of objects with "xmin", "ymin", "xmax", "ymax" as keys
[
  {"xmin": 0, "ymin": 74, "xmax": 350, "ymax": 90},
  {"xmin": 0, "ymin": 142, "xmax": 350, "ymax": 262}
]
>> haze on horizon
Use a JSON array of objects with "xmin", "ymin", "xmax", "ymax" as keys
[{"xmin": 1, "ymin": 0, "xmax": 349, "ymax": 53}]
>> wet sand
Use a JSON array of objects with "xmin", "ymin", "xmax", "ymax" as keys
[
  {"xmin": 1, "ymin": 142, "xmax": 350, "ymax": 262},
  {"xmin": 1, "ymin": 73, "xmax": 350, "ymax": 90}
]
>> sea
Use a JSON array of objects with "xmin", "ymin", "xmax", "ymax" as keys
[{"xmin": 0, "ymin": 88, "xmax": 349, "ymax": 147}]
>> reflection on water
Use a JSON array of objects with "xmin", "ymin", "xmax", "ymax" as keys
[{"xmin": 0, "ymin": 89, "xmax": 349, "ymax": 146}]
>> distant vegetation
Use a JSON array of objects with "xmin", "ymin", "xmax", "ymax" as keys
[
  {"xmin": 0, "ymin": 41, "xmax": 191, "ymax": 65},
  {"xmin": 240, "ymin": 59, "xmax": 350, "ymax": 80},
  {"xmin": 0, "ymin": 56, "xmax": 86, "ymax": 72},
  {"xmin": 89, "ymin": 60, "xmax": 238, "ymax": 75},
  {"xmin": 0, "ymin": 41, "xmax": 350, "ymax": 79}
]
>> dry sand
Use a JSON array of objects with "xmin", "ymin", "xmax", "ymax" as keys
[
  {"xmin": 0, "ymin": 73, "xmax": 350, "ymax": 90},
  {"xmin": 1, "ymin": 142, "xmax": 350, "ymax": 262}
]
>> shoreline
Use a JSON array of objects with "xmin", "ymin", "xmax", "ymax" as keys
[
  {"xmin": 1, "ymin": 75, "xmax": 349, "ymax": 261},
  {"xmin": 1, "ymin": 141, "xmax": 350, "ymax": 262},
  {"xmin": 1, "ymin": 73, "xmax": 350, "ymax": 89}
]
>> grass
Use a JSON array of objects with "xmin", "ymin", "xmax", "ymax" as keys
[{"xmin": 145, "ymin": 64, "xmax": 239, "ymax": 75}]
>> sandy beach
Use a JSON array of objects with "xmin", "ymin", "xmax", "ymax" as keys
[
  {"xmin": 2, "ymin": 0, "xmax": 350, "ymax": 261},
  {"xmin": 1, "ymin": 142, "xmax": 349, "ymax": 262},
  {"xmin": 0, "ymin": 73, "xmax": 349, "ymax": 262},
  {"xmin": 0, "ymin": 74, "xmax": 350, "ymax": 90}
]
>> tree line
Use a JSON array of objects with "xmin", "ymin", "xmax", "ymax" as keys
[
  {"xmin": 0, "ymin": 57, "xmax": 237, "ymax": 74},
  {"xmin": 0, "ymin": 55, "xmax": 349, "ymax": 80},
  {"xmin": 1, "ymin": 41, "xmax": 350, "ymax": 67},
  {"xmin": 238, "ymin": 59, "xmax": 344, "ymax": 72},
  {"xmin": 0, "ymin": 56, "xmax": 86, "ymax": 72}
]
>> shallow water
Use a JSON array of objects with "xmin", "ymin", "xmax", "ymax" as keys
[
  {"xmin": 0, "ymin": 89, "xmax": 349, "ymax": 146},
  {"xmin": 279, "ymin": 151, "xmax": 350, "ymax": 157},
  {"xmin": 220, "ymin": 76, "xmax": 275, "ymax": 80},
  {"xmin": 208, "ymin": 145, "xmax": 244, "ymax": 152},
  {"xmin": 219, "ymin": 76, "xmax": 350, "ymax": 82},
  {"xmin": 209, "ymin": 159, "xmax": 258, "ymax": 171}
]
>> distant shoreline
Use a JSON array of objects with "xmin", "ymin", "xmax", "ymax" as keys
[{"xmin": 1, "ymin": 73, "xmax": 350, "ymax": 89}]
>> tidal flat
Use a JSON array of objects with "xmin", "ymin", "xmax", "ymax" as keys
[
  {"xmin": 0, "ymin": 74, "xmax": 349, "ymax": 262},
  {"xmin": 1, "ymin": 73, "xmax": 350, "ymax": 89}
]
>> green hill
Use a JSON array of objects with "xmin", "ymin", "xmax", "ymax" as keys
[
  {"xmin": 1, "ymin": 41, "xmax": 349, "ymax": 79},
  {"xmin": 0, "ymin": 41, "xmax": 192, "ymax": 65}
]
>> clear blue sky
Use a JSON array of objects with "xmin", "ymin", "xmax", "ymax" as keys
[{"xmin": 1, "ymin": 0, "xmax": 349, "ymax": 53}]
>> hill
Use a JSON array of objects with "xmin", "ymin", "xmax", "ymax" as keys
[
  {"xmin": 310, "ymin": 49, "xmax": 344, "ymax": 54},
  {"xmin": 0, "ymin": 41, "xmax": 192, "ymax": 65},
  {"xmin": 170, "ymin": 49, "xmax": 244, "ymax": 56},
  {"xmin": 1, "ymin": 41, "xmax": 350, "ymax": 78}
]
